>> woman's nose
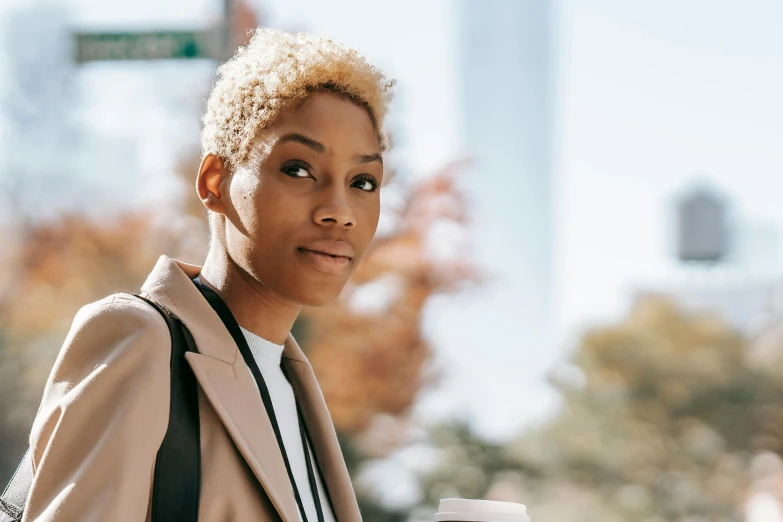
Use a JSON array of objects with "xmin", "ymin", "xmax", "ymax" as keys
[{"xmin": 312, "ymin": 188, "xmax": 355, "ymax": 229}]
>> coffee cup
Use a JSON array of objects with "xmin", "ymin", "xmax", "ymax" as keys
[{"xmin": 434, "ymin": 498, "xmax": 530, "ymax": 522}]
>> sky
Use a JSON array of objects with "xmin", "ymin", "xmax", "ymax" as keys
[
  {"xmin": 2, "ymin": 0, "xmax": 782, "ymax": 440},
  {"xmin": 558, "ymin": 0, "xmax": 783, "ymax": 324}
]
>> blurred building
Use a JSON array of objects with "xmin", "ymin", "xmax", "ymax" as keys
[
  {"xmin": 635, "ymin": 184, "xmax": 783, "ymax": 335},
  {"xmin": 458, "ymin": 0, "xmax": 554, "ymax": 337},
  {"xmin": 428, "ymin": 0, "xmax": 557, "ymax": 433},
  {"xmin": 676, "ymin": 186, "xmax": 729, "ymax": 263}
]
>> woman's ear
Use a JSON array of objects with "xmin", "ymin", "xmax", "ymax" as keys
[{"xmin": 197, "ymin": 153, "xmax": 229, "ymax": 215}]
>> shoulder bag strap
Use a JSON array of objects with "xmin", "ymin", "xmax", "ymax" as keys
[
  {"xmin": 134, "ymin": 294, "xmax": 201, "ymax": 522},
  {"xmin": 0, "ymin": 294, "xmax": 201, "ymax": 522},
  {"xmin": 0, "ymin": 449, "xmax": 32, "ymax": 522}
]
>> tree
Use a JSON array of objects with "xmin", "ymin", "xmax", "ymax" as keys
[
  {"xmin": 0, "ymin": 157, "xmax": 480, "ymax": 497},
  {"xmin": 416, "ymin": 296, "xmax": 783, "ymax": 521},
  {"xmin": 0, "ymin": 212, "xmax": 197, "ymax": 481},
  {"xmin": 0, "ymin": 0, "xmax": 83, "ymax": 480}
]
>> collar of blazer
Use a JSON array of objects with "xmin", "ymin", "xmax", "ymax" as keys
[{"xmin": 139, "ymin": 255, "xmax": 362, "ymax": 522}]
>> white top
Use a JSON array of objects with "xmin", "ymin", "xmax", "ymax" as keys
[{"xmin": 240, "ymin": 327, "xmax": 335, "ymax": 522}]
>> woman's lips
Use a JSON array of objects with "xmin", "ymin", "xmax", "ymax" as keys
[{"xmin": 297, "ymin": 248, "xmax": 352, "ymax": 275}]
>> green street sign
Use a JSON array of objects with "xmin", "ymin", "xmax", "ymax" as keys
[{"xmin": 74, "ymin": 29, "xmax": 222, "ymax": 63}]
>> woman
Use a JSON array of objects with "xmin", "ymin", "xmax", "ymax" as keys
[{"xmin": 21, "ymin": 28, "xmax": 394, "ymax": 521}]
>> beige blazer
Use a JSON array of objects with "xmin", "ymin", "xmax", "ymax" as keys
[{"xmin": 22, "ymin": 255, "xmax": 362, "ymax": 522}]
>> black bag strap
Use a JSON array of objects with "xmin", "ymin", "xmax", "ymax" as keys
[
  {"xmin": 0, "ymin": 294, "xmax": 201, "ymax": 522},
  {"xmin": 134, "ymin": 294, "xmax": 201, "ymax": 522},
  {"xmin": 0, "ymin": 450, "xmax": 31, "ymax": 522}
]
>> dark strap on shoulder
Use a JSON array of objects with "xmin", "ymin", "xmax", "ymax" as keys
[
  {"xmin": 0, "ymin": 294, "xmax": 201, "ymax": 522},
  {"xmin": 298, "ymin": 405, "xmax": 326, "ymax": 522},
  {"xmin": 134, "ymin": 294, "xmax": 201, "ymax": 522},
  {"xmin": 0, "ymin": 449, "xmax": 31, "ymax": 522}
]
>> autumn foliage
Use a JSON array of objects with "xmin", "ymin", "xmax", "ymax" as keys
[
  {"xmin": 417, "ymin": 296, "xmax": 783, "ymax": 521},
  {"xmin": 0, "ymin": 160, "xmax": 477, "ymax": 481}
]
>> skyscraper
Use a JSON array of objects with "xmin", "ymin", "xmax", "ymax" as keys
[{"xmin": 434, "ymin": 0, "xmax": 555, "ymax": 434}]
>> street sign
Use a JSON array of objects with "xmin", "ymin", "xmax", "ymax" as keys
[{"xmin": 74, "ymin": 29, "xmax": 222, "ymax": 63}]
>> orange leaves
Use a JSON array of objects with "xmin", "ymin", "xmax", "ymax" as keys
[
  {"xmin": 0, "ymin": 208, "xmax": 205, "ymax": 336},
  {"xmin": 0, "ymin": 155, "xmax": 479, "ymax": 447}
]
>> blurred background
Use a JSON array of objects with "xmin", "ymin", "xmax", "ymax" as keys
[{"xmin": 1, "ymin": 0, "xmax": 782, "ymax": 520}]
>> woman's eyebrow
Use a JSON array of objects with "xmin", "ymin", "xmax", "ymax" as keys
[
  {"xmin": 354, "ymin": 153, "xmax": 383, "ymax": 166},
  {"xmin": 277, "ymin": 132, "xmax": 383, "ymax": 166},
  {"xmin": 277, "ymin": 133, "xmax": 325, "ymax": 153}
]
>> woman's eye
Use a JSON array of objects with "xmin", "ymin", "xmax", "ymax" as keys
[
  {"xmin": 352, "ymin": 176, "xmax": 379, "ymax": 192},
  {"xmin": 282, "ymin": 165, "xmax": 310, "ymax": 178}
]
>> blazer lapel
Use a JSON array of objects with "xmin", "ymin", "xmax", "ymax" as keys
[
  {"xmin": 140, "ymin": 255, "xmax": 361, "ymax": 522},
  {"xmin": 283, "ymin": 339, "xmax": 363, "ymax": 522},
  {"xmin": 138, "ymin": 256, "xmax": 300, "ymax": 522},
  {"xmin": 186, "ymin": 350, "xmax": 300, "ymax": 522}
]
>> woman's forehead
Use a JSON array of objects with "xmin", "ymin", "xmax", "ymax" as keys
[{"xmin": 259, "ymin": 94, "xmax": 382, "ymax": 155}]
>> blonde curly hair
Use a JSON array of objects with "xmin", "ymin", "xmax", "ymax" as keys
[{"xmin": 201, "ymin": 28, "xmax": 395, "ymax": 172}]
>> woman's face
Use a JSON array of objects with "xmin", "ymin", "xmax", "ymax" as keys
[{"xmin": 218, "ymin": 91, "xmax": 383, "ymax": 306}]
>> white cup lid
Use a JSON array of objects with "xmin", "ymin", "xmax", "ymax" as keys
[{"xmin": 434, "ymin": 499, "xmax": 530, "ymax": 522}]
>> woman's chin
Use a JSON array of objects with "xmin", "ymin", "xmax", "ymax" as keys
[{"xmin": 290, "ymin": 288, "xmax": 342, "ymax": 308}]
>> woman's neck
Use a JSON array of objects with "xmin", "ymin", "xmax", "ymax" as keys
[{"xmin": 199, "ymin": 246, "xmax": 301, "ymax": 345}]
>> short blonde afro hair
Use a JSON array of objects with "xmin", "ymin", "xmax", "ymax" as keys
[{"xmin": 201, "ymin": 28, "xmax": 395, "ymax": 172}]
